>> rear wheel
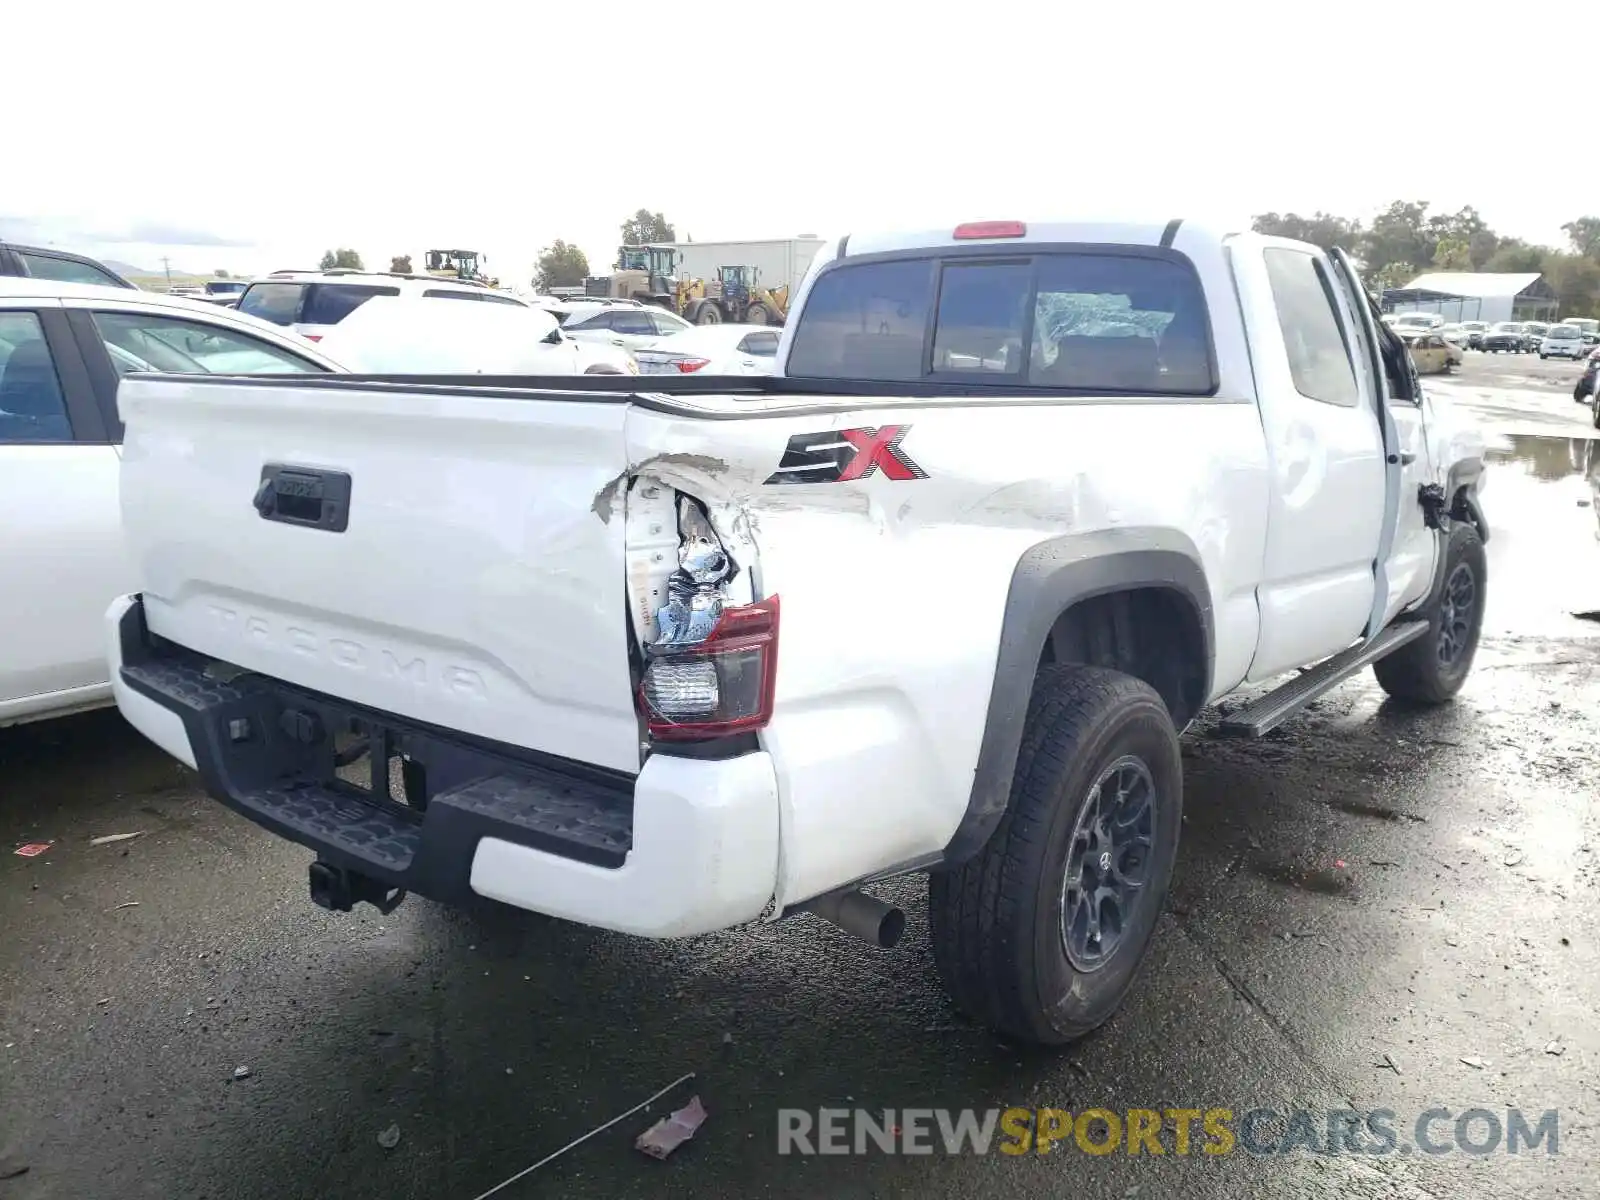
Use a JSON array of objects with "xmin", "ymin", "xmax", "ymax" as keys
[
  {"xmin": 744, "ymin": 303, "xmax": 772, "ymax": 326},
  {"xmin": 693, "ymin": 302, "xmax": 721, "ymax": 325},
  {"xmin": 928, "ymin": 666, "xmax": 1182, "ymax": 1045},
  {"xmin": 1373, "ymin": 521, "xmax": 1486, "ymax": 704}
]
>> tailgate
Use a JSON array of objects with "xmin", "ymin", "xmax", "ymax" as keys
[{"xmin": 118, "ymin": 376, "xmax": 640, "ymax": 773}]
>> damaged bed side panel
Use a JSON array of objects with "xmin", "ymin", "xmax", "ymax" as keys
[{"xmin": 618, "ymin": 400, "xmax": 1260, "ymax": 913}]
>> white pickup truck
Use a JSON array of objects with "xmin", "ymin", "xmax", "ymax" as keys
[{"xmin": 109, "ymin": 219, "xmax": 1488, "ymax": 1045}]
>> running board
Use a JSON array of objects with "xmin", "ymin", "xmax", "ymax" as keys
[{"xmin": 1217, "ymin": 620, "xmax": 1430, "ymax": 738}]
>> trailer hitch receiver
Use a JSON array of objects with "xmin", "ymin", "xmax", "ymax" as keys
[{"xmin": 308, "ymin": 861, "xmax": 407, "ymax": 915}]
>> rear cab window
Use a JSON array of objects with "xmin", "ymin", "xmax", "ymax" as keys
[{"xmin": 785, "ymin": 250, "xmax": 1214, "ymax": 393}]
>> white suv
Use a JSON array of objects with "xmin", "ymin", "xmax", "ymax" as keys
[{"xmin": 236, "ymin": 270, "xmax": 529, "ymax": 342}]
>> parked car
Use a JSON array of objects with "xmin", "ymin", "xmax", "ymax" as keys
[
  {"xmin": 0, "ymin": 243, "xmax": 134, "ymax": 289},
  {"xmin": 236, "ymin": 270, "xmax": 528, "ymax": 342},
  {"xmin": 1539, "ymin": 323, "xmax": 1587, "ymax": 360},
  {"xmin": 316, "ymin": 295, "xmax": 637, "ymax": 375},
  {"xmin": 1389, "ymin": 312, "xmax": 1443, "ymax": 332},
  {"xmin": 1575, "ymin": 346, "xmax": 1600, "ymax": 405},
  {"xmin": 1521, "ymin": 320, "xmax": 1550, "ymax": 352},
  {"xmin": 633, "ymin": 324, "xmax": 781, "ymax": 375},
  {"xmin": 109, "ymin": 218, "xmax": 1488, "ymax": 1047},
  {"xmin": 562, "ymin": 302, "xmax": 694, "ymax": 351},
  {"xmin": 0, "ymin": 278, "xmax": 343, "ymax": 728},
  {"xmin": 1482, "ymin": 322, "xmax": 1526, "ymax": 352},
  {"xmin": 201, "ymin": 280, "xmax": 248, "ymax": 306},
  {"xmin": 1400, "ymin": 330, "xmax": 1461, "ymax": 374},
  {"xmin": 1438, "ymin": 323, "xmax": 1469, "ymax": 347},
  {"xmin": 1458, "ymin": 320, "xmax": 1490, "ymax": 349}
]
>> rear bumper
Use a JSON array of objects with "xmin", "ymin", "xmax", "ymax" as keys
[{"xmin": 107, "ymin": 594, "xmax": 780, "ymax": 937}]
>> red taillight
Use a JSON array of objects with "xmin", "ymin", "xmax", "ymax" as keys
[
  {"xmin": 953, "ymin": 220, "xmax": 1026, "ymax": 240},
  {"xmin": 674, "ymin": 357, "xmax": 710, "ymax": 373},
  {"xmin": 302, "ymin": 333, "xmax": 323, "ymax": 342},
  {"xmin": 640, "ymin": 596, "xmax": 780, "ymax": 740}
]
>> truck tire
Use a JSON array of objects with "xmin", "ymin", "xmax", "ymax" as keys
[
  {"xmin": 694, "ymin": 303, "xmax": 721, "ymax": 326},
  {"xmin": 1372, "ymin": 521, "xmax": 1486, "ymax": 704},
  {"xmin": 928, "ymin": 666, "xmax": 1182, "ymax": 1045},
  {"xmin": 744, "ymin": 303, "xmax": 772, "ymax": 326}
]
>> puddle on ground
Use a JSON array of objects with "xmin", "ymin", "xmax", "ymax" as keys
[{"xmin": 1479, "ymin": 434, "xmax": 1600, "ymax": 636}]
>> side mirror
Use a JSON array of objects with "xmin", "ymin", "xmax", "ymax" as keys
[{"xmin": 542, "ymin": 327, "xmax": 563, "ymax": 346}]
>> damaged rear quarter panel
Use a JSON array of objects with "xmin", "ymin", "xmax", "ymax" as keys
[{"xmin": 623, "ymin": 398, "xmax": 1265, "ymax": 910}]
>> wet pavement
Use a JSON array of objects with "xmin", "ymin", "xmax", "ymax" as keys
[{"xmin": 4, "ymin": 352, "xmax": 1599, "ymax": 1199}]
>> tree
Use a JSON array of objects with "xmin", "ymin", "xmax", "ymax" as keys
[
  {"xmin": 1541, "ymin": 253, "xmax": 1600, "ymax": 318},
  {"xmin": 1250, "ymin": 211, "xmax": 1363, "ymax": 251},
  {"xmin": 1359, "ymin": 201, "xmax": 1435, "ymax": 283},
  {"xmin": 620, "ymin": 209, "xmax": 675, "ymax": 247},
  {"xmin": 534, "ymin": 240, "xmax": 590, "ymax": 291},
  {"xmin": 389, "ymin": 255, "xmax": 413, "ymax": 273},
  {"xmin": 1370, "ymin": 262, "xmax": 1416, "ymax": 292},
  {"xmin": 1561, "ymin": 217, "xmax": 1600, "ymax": 260},
  {"xmin": 1484, "ymin": 241, "xmax": 1544, "ymax": 273},
  {"xmin": 318, "ymin": 248, "xmax": 363, "ymax": 271},
  {"xmin": 1432, "ymin": 237, "xmax": 1472, "ymax": 271}
]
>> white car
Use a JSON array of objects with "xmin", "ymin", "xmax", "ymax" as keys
[
  {"xmin": 317, "ymin": 296, "xmax": 637, "ymax": 375},
  {"xmin": 561, "ymin": 302, "xmax": 693, "ymax": 351},
  {"xmin": 0, "ymin": 278, "xmax": 343, "ymax": 727},
  {"xmin": 633, "ymin": 323, "xmax": 781, "ymax": 375},
  {"xmin": 1539, "ymin": 324, "xmax": 1587, "ymax": 360},
  {"xmin": 235, "ymin": 270, "xmax": 530, "ymax": 343}
]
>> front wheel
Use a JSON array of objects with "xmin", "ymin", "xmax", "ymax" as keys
[
  {"xmin": 928, "ymin": 666, "xmax": 1182, "ymax": 1045},
  {"xmin": 693, "ymin": 302, "xmax": 722, "ymax": 325},
  {"xmin": 1373, "ymin": 521, "xmax": 1486, "ymax": 704}
]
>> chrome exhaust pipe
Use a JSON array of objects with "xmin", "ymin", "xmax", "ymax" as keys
[{"xmin": 803, "ymin": 889, "xmax": 906, "ymax": 948}]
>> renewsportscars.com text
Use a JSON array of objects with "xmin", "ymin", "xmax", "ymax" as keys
[{"xmin": 777, "ymin": 1106, "xmax": 1560, "ymax": 1157}]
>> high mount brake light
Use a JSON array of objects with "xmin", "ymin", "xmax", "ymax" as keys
[
  {"xmin": 640, "ymin": 596, "xmax": 780, "ymax": 740},
  {"xmin": 953, "ymin": 221, "xmax": 1026, "ymax": 240}
]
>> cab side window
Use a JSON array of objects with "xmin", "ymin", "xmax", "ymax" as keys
[
  {"xmin": 0, "ymin": 312, "xmax": 72, "ymax": 442},
  {"xmin": 1263, "ymin": 249, "xmax": 1359, "ymax": 408}
]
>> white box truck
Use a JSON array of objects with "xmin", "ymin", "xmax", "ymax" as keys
[{"xmin": 656, "ymin": 238, "xmax": 826, "ymax": 297}]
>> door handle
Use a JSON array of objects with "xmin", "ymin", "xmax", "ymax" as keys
[{"xmin": 1400, "ymin": 451, "xmax": 1417, "ymax": 465}]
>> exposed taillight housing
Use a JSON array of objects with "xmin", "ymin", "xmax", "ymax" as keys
[
  {"xmin": 640, "ymin": 596, "xmax": 779, "ymax": 740},
  {"xmin": 674, "ymin": 356, "xmax": 710, "ymax": 373},
  {"xmin": 303, "ymin": 333, "xmax": 323, "ymax": 342}
]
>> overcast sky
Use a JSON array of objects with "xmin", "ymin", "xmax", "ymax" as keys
[{"xmin": 8, "ymin": 2, "xmax": 1584, "ymax": 282}]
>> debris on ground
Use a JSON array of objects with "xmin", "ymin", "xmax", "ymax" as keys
[
  {"xmin": 635, "ymin": 1095, "xmax": 709, "ymax": 1161},
  {"xmin": 1370, "ymin": 859, "xmax": 1401, "ymax": 868},
  {"xmin": 1376, "ymin": 1053, "xmax": 1402, "ymax": 1075},
  {"xmin": 111, "ymin": 901, "xmax": 140, "ymax": 911},
  {"xmin": 232, "ymin": 1066, "xmax": 252, "ymax": 1080},
  {"xmin": 0, "ymin": 1161, "xmax": 29, "ymax": 1182},
  {"xmin": 377, "ymin": 1123, "xmax": 401, "ymax": 1149},
  {"xmin": 1545, "ymin": 1040, "xmax": 1565, "ymax": 1057},
  {"xmin": 89, "ymin": 832, "xmax": 145, "ymax": 847},
  {"xmin": 1460, "ymin": 1056, "xmax": 1489, "ymax": 1069},
  {"xmin": 468, "ymin": 1073, "xmax": 695, "ymax": 1199},
  {"xmin": 13, "ymin": 843, "xmax": 52, "ymax": 858},
  {"xmin": 1503, "ymin": 850, "xmax": 1524, "ymax": 867},
  {"xmin": 1334, "ymin": 859, "xmax": 1348, "ymax": 869}
]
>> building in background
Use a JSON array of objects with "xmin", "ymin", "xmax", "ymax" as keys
[{"xmin": 1381, "ymin": 272, "xmax": 1559, "ymax": 323}]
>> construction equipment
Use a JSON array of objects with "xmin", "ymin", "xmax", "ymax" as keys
[
  {"xmin": 680, "ymin": 265, "xmax": 790, "ymax": 326},
  {"xmin": 424, "ymin": 249, "xmax": 498, "ymax": 288},
  {"xmin": 585, "ymin": 246, "xmax": 677, "ymax": 306}
]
